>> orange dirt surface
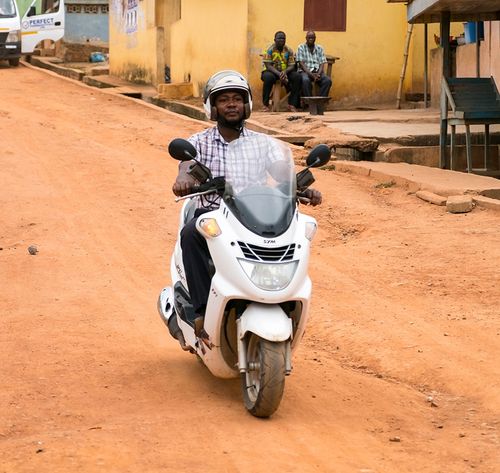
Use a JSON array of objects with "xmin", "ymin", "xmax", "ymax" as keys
[{"xmin": 1, "ymin": 65, "xmax": 499, "ymax": 473}]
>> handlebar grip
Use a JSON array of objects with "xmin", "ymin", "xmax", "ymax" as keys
[
  {"xmin": 187, "ymin": 177, "xmax": 226, "ymax": 195},
  {"xmin": 297, "ymin": 191, "xmax": 312, "ymax": 205}
]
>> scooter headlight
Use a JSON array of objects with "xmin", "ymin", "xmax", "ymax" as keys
[
  {"xmin": 238, "ymin": 259, "xmax": 298, "ymax": 291},
  {"xmin": 7, "ymin": 30, "xmax": 20, "ymax": 42}
]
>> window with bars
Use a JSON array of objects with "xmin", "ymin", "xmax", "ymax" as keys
[
  {"xmin": 83, "ymin": 4, "xmax": 98, "ymax": 13},
  {"xmin": 304, "ymin": 0, "xmax": 347, "ymax": 32},
  {"xmin": 66, "ymin": 3, "xmax": 112, "ymax": 14}
]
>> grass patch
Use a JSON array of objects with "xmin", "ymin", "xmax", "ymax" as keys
[
  {"xmin": 321, "ymin": 164, "xmax": 336, "ymax": 171},
  {"xmin": 374, "ymin": 180, "xmax": 396, "ymax": 189}
]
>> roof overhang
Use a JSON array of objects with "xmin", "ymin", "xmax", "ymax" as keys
[{"xmin": 388, "ymin": 0, "xmax": 500, "ymax": 23}]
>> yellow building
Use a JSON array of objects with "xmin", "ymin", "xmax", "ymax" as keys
[{"xmin": 109, "ymin": 0, "xmax": 458, "ymax": 107}]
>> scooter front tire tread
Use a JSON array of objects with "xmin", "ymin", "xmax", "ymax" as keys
[{"xmin": 241, "ymin": 336, "xmax": 286, "ymax": 418}]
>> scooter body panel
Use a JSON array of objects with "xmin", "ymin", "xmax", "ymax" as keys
[
  {"xmin": 238, "ymin": 303, "xmax": 292, "ymax": 342},
  {"xmin": 167, "ymin": 198, "xmax": 317, "ymax": 379}
]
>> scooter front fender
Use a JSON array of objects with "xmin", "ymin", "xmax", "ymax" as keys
[{"xmin": 239, "ymin": 303, "xmax": 292, "ymax": 342}]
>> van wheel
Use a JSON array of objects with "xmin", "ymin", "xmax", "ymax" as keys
[
  {"xmin": 9, "ymin": 58, "xmax": 20, "ymax": 67},
  {"xmin": 241, "ymin": 334, "xmax": 286, "ymax": 418}
]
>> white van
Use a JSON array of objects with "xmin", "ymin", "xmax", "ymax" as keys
[{"xmin": 0, "ymin": 0, "xmax": 65, "ymax": 67}]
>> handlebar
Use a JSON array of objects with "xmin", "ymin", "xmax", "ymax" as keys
[
  {"xmin": 297, "ymin": 191, "xmax": 311, "ymax": 205},
  {"xmin": 174, "ymin": 177, "xmax": 226, "ymax": 202},
  {"xmin": 175, "ymin": 180, "xmax": 313, "ymax": 204}
]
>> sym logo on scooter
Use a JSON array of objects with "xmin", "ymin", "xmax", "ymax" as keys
[{"xmin": 263, "ymin": 239, "xmax": 276, "ymax": 244}]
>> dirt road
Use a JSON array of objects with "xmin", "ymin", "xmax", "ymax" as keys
[{"xmin": 1, "ymin": 65, "xmax": 499, "ymax": 473}]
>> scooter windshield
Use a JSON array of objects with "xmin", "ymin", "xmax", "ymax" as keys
[{"xmin": 224, "ymin": 134, "xmax": 296, "ymax": 237}]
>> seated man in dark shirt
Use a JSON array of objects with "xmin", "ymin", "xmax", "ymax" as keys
[{"xmin": 261, "ymin": 31, "xmax": 302, "ymax": 112}]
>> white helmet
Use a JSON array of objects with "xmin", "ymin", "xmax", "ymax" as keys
[{"xmin": 203, "ymin": 70, "xmax": 253, "ymax": 121}]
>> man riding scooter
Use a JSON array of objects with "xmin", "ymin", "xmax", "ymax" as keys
[{"xmin": 171, "ymin": 70, "xmax": 322, "ymax": 349}]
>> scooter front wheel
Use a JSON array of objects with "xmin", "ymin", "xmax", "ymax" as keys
[{"xmin": 241, "ymin": 334, "xmax": 286, "ymax": 418}]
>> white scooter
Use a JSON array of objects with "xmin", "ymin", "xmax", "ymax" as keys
[{"xmin": 158, "ymin": 134, "xmax": 330, "ymax": 417}]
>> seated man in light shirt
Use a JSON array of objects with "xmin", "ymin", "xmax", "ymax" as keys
[{"xmin": 296, "ymin": 31, "xmax": 332, "ymax": 98}]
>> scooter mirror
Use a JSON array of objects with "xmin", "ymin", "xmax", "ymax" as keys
[
  {"xmin": 168, "ymin": 138, "xmax": 197, "ymax": 161},
  {"xmin": 306, "ymin": 144, "xmax": 331, "ymax": 168}
]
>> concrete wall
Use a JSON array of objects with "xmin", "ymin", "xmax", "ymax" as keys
[
  {"xmin": 248, "ymin": 0, "xmax": 410, "ymax": 107},
  {"xmin": 428, "ymin": 21, "xmax": 500, "ymax": 107},
  {"xmin": 456, "ymin": 21, "xmax": 500, "ymax": 86},
  {"xmin": 111, "ymin": 0, "xmax": 492, "ymax": 107},
  {"xmin": 65, "ymin": 9, "xmax": 109, "ymax": 43},
  {"xmin": 169, "ymin": 0, "xmax": 248, "ymax": 96},
  {"xmin": 154, "ymin": 0, "xmax": 180, "ymax": 75},
  {"xmin": 110, "ymin": 0, "xmax": 424, "ymax": 105},
  {"xmin": 109, "ymin": 0, "xmax": 164, "ymax": 85},
  {"xmin": 409, "ymin": 22, "xmax": 463, "ymax": 95}
]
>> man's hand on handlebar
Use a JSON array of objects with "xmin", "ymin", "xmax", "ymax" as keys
[
  {"xmin": 300, "ymin": 188, "xmax": 322, "ymax": 206},
  {"xmin": 172, "ymin": 173, "xmax": 196, "ymax": 197}
]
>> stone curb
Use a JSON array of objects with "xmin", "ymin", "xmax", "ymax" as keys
[
  {"xmin": 20, "ymin": 59, "xmax": 211, "ymax": 128},
  {"xmin": 446, "ymin": 195, "xmax": 474, "ymax": 213},
  {"xmin": 29, "ymin": 56, "xmax": 84, "ymax": 81},
  {"xmin": 473, "ymin": 195, "xmax": 500, "ymax": 211},
  {"xmin": 416, "ymin": 190, "xmax": 447, "ymax": 206},
  {"xmin": 334, "ymin": 161, "xmax": 500, "ymax": 212}
]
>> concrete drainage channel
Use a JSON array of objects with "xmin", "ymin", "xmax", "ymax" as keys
[{"xmin": 27, "ymin": 56, "xmax": 148, "ymax": 100}]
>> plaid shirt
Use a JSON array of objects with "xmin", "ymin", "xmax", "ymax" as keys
[
  {"xmin": 187, "ymin": 127, "xmax": 284, "ymax": 209},
  {"xmin": 296, "ymin": 42, "xmax": 327, "ymax": 72}
]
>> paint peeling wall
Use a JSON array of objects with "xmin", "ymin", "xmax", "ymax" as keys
[
  {"xmin": 247, "ymin": 0, "xmax": 411, "ymax": 107},
  {"xmin": 109, "ymin": 0, "xmax": 164, "ymax": 85},
  {"xmin": 109, "ymin": 0, "xmax": 485, "ymax": 106},
  {"xmin": 163, "ymin": 0, "xmax": 412, "ymax": 105},
  {"xmin": 168, "ymin": 0, "xmax": 248, "ymax": 97},
  {"xmin": 154, "ymin": 0, "xmax": 180, "ymax": 79}
]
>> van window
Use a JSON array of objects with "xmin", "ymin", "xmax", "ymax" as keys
[
  {"xmin": 0, "ymin": 0, "xmax": 16, "ymax": 18},
  {"xmin": 43, "ymin": 0, "xmax": 60, "ymax": 14}
]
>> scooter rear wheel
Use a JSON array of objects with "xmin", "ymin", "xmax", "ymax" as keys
[{"xmin": 241, "ymin": 334, "xmax": 286, "ymax": 418}]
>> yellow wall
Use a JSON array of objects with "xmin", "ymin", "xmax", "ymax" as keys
[
  {"xmin": 155, "ymin": 0, "xmax": 181, "ymax": 70},
  {"xmin": 110, "ymin": 0, "xmax": 474, "ymax": 106},
  {"xmin": 169, "ymin": 0, "xmax": 249, "ymax": 97},
  {"xmin": 109, "ymin": 0, "xmax": 164, "ymax": 85},
  {"xmin": 162, "ymin": 0, "xmax": 412, "ymax": 106},
  {"xmin": 247, "ymin": 0, "xmax": 410, "ymax": 107}
]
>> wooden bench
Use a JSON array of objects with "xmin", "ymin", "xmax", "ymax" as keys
[
  {"xmin": 266, "ymin": 55, "xmax": 340, "ymax": 112},
  {"xmin": 325, "ymin": 55, "xmax": 339, "ymax": 80},
  {"xmin": 301, "ymin": 96, "xmax": 331, "ymax": 115},
  {"xmin": 442, "ymin": 77, "xmax": 500, "ymax": 173}
]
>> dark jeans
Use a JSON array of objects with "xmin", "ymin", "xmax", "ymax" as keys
[
  {"xmin": 300, "ymin": 72, "xmax": 332, "ymax": 97},
  {"xmin": 180, "ymin": 208, "xmax": 211, "ymax": 315},
  {"xmin": 261, "ymin": 70, "xmax": 302, "ymax": 108}
]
